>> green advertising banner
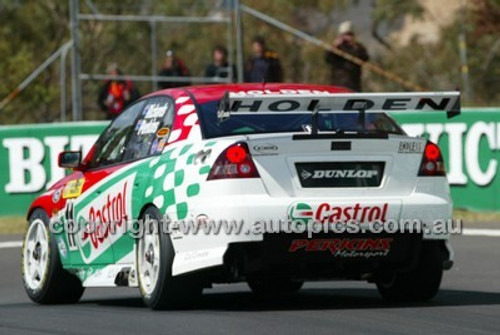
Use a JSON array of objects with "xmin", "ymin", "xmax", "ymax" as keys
[
  {"xmin": 392, "ymin": 108, "xmax": 500, "ymax": 211},
  {"xmin": 0, "ymin": 108, "xmax": 498, "ymax": 216},
  {"xmin": 0, "ymin": 121, "xmax": 107, "ymax": 216}
]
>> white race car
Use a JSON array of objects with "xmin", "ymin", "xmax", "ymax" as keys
[{"xmin": 23, "ymin": 84, "xmax": 458, "ymax": 309}]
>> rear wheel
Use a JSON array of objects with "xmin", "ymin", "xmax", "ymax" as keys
[
  {"xmin": 137, "ymin": 206, "xmax": 202, "ymax": 310},
  {"xmin": 248, "ymin": 278, "xmax": 304, "ymax": 295},
  {"xmin": 376, "ymin": 241, "xmax": 443, "ymax": 302},
  {"xmin": 22, "ymin": 209, "xmax": 84, "ymax": 304}
]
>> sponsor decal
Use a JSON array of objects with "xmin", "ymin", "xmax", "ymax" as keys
[
  {"xmin": 156, "ymin": 127, "xmax": 170, "ymax": 138},
  {"xmin": 398, "ymin": 141, "xmax": 424, "ymax": 153},
  {"xmin": 75, "ymin": 173, "xmax": 135, "ymax": 264},
  {"xmin": 303, "ymin": 169, "xmax": 379, "ymax": 179},
  {"xmin": 288, "ymin": 202, "xmax": 389, "ymax": 225},
  {"xmin": 62, "ymin": 178, "xmax": 85, "ymax": 199},
  {"xmin": 316, "ymin": 202, "xmax": 388, "ymax": 223},
  {"xmin": 288, "ymin": 202, "xmax": 314, "ymax": 226},
  {"xmin": 183, "ymin": 250, "xmax": 210, "ymax": 261},
  {"xmin": 136, "ymin": 120, "xmax": 159, "ymax": 135},
  {"xmin": 289, "ymin": 237, "xmax": 393, "ymax": 258},
  {"xmin": 231, "ymin": 89, "xmax": 331, "ymax": 97},
  {"xmin": 83, "ymin": 182, "xmax": 128, "ymax": 249},
  {"xmin": 300, "ymin": 169, "xmax": 313, "ymax": 180},
  {"xmin": 143, "ymin": 103, "xmax": 168, "ymax": 119},
  {"xmin": 52, "ymin": 188, "xmax": 62, "ymax": 203},
  {"xmin": 229, "ymin": 96, "xmax": 458, "ymax": 114},
  {"xmin": 296, "ymin": 162, "xmax": 384, "ymax": 188},
  {"xmin": 253, "ymin": 144, "xmax": 278, "ymax": 153},
  {"xmin": 157, "ymin": 138, "xmax": 167, "ymax": 152}
]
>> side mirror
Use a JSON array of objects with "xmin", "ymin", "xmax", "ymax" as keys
[{"xmin": 58, "ymin": 151, "xmax": 82, "ymax": 169}]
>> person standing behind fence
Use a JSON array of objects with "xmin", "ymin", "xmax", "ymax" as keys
[
  {"xmin": 245, "ymin": 36, "xmax": 283, "ymax": 83},
  {"xmin": 158, "ymin": 50, "xmax": 191, "ymax": 89},
  {"xmin": 97, "ymin": 63, "xmax": 140, "ymax": 120},
  {"xmin": 205, "ymin": 45, "xmax": 235, "ymax": 82},
  {"xmin": 325, "ymin": 21, "xmax": 369, "ymax": 92}
]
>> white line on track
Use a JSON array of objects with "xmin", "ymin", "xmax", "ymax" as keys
[
  {"xmin": 0, "ymin": 241, "xmax": 23, "ymax": 249},
  {"xmin": 0, "ymin": 228, "xmax": 500, "ymax": 249},
  {"xmin": 461, "ymin": 228, "xmax": 500, "ymax": 237}
]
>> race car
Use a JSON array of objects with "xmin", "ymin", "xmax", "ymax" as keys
[{"xmin": 22, "ymin": 83, "xmax": 459, "ymax": 309}]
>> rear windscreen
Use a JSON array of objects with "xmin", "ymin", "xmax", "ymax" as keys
[{"xmin": 198, "ymin": 100, "xmax": 404, "ymax": 139}]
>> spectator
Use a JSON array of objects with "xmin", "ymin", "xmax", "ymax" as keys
[
  {"xmin": 205, "ymin": 45, "xmax": 235, "ymax": 81},
  {"xmin": 325, "ymin": 21, "xmax": 369, "ymax": 92},
  {"xmin": 97, "ymin": 63, "xmax": 140, "ymax": 120},
  {"xmin": 245, "ymin": 36, "xmax": 283, "ymax": 83},
  {"xmin": 158, "ymin": 50, "xmax": 191, "ymax": 89}
]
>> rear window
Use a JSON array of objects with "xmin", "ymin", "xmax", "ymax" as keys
[{"xmin": 198, "ymin": 100, "xmax": 404, "ymax": 139}]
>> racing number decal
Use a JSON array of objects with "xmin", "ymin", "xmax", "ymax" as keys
[
  {"xmin": 65, "ymin": 201, "xmax": 78, "ymax": 251},
  {"xmin": 62, "ymin": 178, "xmax": 85, "ymax": 199}
]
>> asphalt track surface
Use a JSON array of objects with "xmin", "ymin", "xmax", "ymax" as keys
[{"xmin": 1, "ymin": 232, "xmax": 500, "ymax": 335}]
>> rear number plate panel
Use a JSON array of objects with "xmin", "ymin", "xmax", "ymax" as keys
[{"xmin": 296, "ymin": 161, "xmax": 385, "ymax": 187}]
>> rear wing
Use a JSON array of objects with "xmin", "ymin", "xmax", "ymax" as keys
[{"xmin": 217, "ymin": 91, "xmax": 461, "ymax": 120}]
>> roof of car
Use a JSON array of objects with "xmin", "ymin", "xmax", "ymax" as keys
[{"xmin": 147, "ymin": 83, "xmax": 352, "ymax": 104}]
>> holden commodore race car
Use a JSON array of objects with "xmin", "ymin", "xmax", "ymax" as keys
[{"xmin": 22, "ymin": 83, "xmax": 459, "ymax": 309}]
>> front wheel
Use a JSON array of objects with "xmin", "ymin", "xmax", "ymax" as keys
[
  {"xmin": 22, "ymin": 209, "xmax": 84, "ymax": 304},
  {"xmin": 137, "ymin": 207, "xmax": 202, "ymax": 310},
  {"xmin": 376, "ymin": 241, "xmax": 443, "ymax": 303}
]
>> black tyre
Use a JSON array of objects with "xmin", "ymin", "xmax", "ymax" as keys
[
  {"xmin": 137, "ymin": 206, "xmax": 202, "ymax": 310},
  {"xmin": 21, "ymin": 209, "xmax": 85, "ymax": 304},
  {"xmin": 248, "ymin": 278, "xmax": 304, "ymax": 295},
  {"xmin": 376, "ymin": 241, "xmax": 443, "ymax": 302}
]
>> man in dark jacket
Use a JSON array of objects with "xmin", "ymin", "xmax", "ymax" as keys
[
  {"xmin": 97, "ymin": 63, "xmax": 140, "ymax": 120},
  {"xmin": 245, "ymin": 36, "xmax": 283, "ymax": 83},
  {"xmin": 205, "ymin": 45, "xmax": 235, "ymax": 81},
  {"xmin": 325, "ymin": 21, "xmax": 369, "ymax": 92},
  {"xmin": 158, "ymin": 50, "xmax": 191, "ymax": 89}
]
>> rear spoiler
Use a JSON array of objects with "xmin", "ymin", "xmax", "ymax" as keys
[{"xmin": 217, "ymin": 91, "xmax": 461, "ymax": 120}]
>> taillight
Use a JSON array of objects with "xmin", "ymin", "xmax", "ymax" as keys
[
  {"xmin": 207, "ymin": 142, "xmax": 260, "ymax": 180},
  {"xmin": 418, "ymin": 141, "xmax": 446, "ymax": 176}
]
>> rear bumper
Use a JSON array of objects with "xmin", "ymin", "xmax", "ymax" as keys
[
  {"xmin": 210, "ymin": 234, "xmax": 452, "ymax": 283},
  {"xmin": 224, "ymin": 232, "xmax": 423, "ymax": 281},
  {"xmin": 190, "ymin": 189, "xmax": 453, "ymax": 241},
  {"xmin": 171, "ymin": 186, "xmax": 454, "ymax": 276}
]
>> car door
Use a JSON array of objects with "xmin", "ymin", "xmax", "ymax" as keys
[
  {"xmin": 64, "ymin": 96, "xmax": 175, "ymax": 267},
  {"xmin": 67, "ymin": 99, "xmax": 147, "ymax": 266},
  {"xmin": 111, "ymin": 95, "xmax": 175, "ymax": 264}
]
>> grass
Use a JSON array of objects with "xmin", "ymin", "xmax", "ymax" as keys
[
  {"xmin": 0, "ymin": 209, "xmax": 499, "ymax": 235},
  {"xmin": 453, "ymin": 209, "xmax": 500, "ymax": 224},
  {"xmin": 0, "ymin": 216, "xmax": 26, "ymax": 235}
]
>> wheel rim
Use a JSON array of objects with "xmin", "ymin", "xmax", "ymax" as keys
[
  {"xmin": 138, "ymin": 216, "xmax": 160, "ymax": 295},
  {"xmin": 23, "ymin": 219, "xmax": 49, "ymax": 290}
]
